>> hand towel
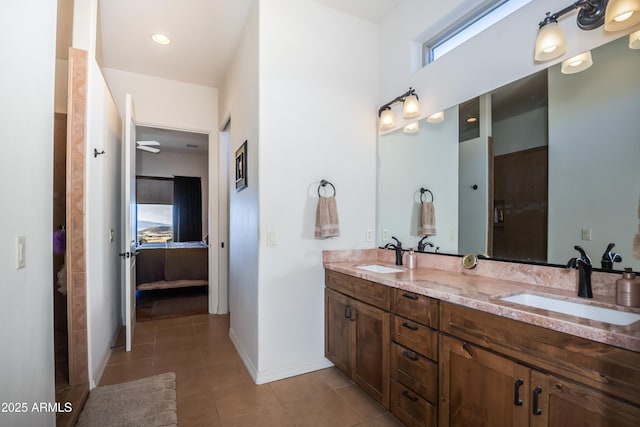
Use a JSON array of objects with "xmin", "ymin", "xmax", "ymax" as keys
[
  {"xmin": 634, "ymin": 194, "xmax": 640, "ymax": 260},
  {"xmin": 419, "ymin": 201, "xmax": 436, "ymax": 236},
  {"xmin": 315, "ymin": 196, "xmax": 340, "ymax": 239}
]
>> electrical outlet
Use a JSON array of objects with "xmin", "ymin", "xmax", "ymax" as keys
[
  {"xmin": 366, "ymin": 229, "xmax": 373, "ymax": 242},
  {"xmin": 581, "ymin": 228, "xmax": 592, "ymax": 241},
  {"xmin": 382, "ymin": 229, "xmax": 389, "ymax": 241}
]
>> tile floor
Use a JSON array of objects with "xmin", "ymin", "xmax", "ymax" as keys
[{"xmin": 101, "ymin": 313, "xmax": 405, "ymax": 427}]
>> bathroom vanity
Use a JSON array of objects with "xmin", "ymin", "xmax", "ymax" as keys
[{"xmin": 324, "ymin": 249, "xmax": 640, "ymax": 427}]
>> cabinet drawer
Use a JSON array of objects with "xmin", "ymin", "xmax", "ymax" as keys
[
  {"xmin": 391, "ymin": 342, "xmax": 438, "ymax": 404},
  {"xmin": 392, "ymin": 315, "xmax": 438, "ymax": 361},
  {"xmin": 325, "ymin": 270, "xmax": 391, "ymax": 311},
  {"xmin": 390, "ymin": 379, "xmax": 437, "ymax": 427},
  {"xmin": 393, "ymin": 289, "xmax": 439, "ymax": 329}
]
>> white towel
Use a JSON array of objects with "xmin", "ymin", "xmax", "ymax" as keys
[
  {"xmin": 315, "ymin": 196, "xmax": 340, "ymax": 239},
  {"xmin": 419, "ymin": 201, "xmax": 436, "ymax": 236}
]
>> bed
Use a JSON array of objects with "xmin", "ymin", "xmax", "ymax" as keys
[{"xmin": 135, "ymin": 241, "xmax": 208, "ymax": 291}]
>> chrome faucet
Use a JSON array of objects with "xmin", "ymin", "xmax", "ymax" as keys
[
  {"xmin": 567, "ymin": 245, "xmax": 593, "ymax": 298},
  {"xmin": 384, "ymin": 236, "xmax": 404, "ymax": 266},
  {"xmin": 418, "ymin": 236, "xmax": 434, "ymax": 252}
]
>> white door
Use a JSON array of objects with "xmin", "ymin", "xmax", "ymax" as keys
[{"xmin": 123, "ymin": 94, "xmax": 137, "ymax": 351}]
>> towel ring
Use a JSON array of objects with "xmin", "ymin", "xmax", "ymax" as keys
[
  {"xmin": 318, "ymin": 179, "xmax": 336, "ymax": 197},
  {"xmin": 420, "ymin": 188, "xmax": 434, "ymax": 202}
]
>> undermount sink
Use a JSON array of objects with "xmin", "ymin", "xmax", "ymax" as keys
[
  {"xmin": 500, "ymin": 293, "xmax": 640, "ymax": 326},
  {"xmin": 356, "ymin": 264, "xmax": 404, "ymax": 274}
]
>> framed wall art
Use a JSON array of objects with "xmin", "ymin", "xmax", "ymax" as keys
[{"xmin": 235, "ymin": 140, "xmax": 247, "ymax": 191}]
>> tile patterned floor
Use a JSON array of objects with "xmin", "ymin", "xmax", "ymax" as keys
[{"xmin": 101, "ymin": 314, "xmax": 404, "ymax": 426}]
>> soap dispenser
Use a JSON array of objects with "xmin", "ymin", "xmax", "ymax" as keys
[
  {"xmin": 407, "ymin": 250, "xmax": 417, "ymax": 269},
  {"xmin": 616, "ymin": 268, "xmax": 640, "ymax": 307}
]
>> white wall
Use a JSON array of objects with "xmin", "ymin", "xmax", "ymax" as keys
[
  {"xmin": 73, "ymin": 0, "xmax": 124, "ymax": 388},
  {"xmin": 219, "ymin": 1, "xmax": 261, "ymax": 377},
  {"xmin": 137, "ymin": 151, "xmax": 210, "ymax": 238},
  {"xmin": 0, "ymin": 2, "xmax": 57, "ymax": 426},
  {"xmin": 493, "ymin": 107, "xmax": 547, "ymax": 156},
  {"xmin": 548, "ymin": 37, "xmax": 640, "ymax": 270},
  {"xmin": 255, "ymin": 0, "xmax": 378, "ymax": 382},
  {"xmin": 378, "ymin": 105, "xmax": 459, "ymax": 253}
]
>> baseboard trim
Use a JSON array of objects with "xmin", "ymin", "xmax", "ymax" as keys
[{"xmin": 228, "ymin": 328, "xmax": 334, "ymax": 385}]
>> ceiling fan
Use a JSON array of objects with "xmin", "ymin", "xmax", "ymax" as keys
[{"xmin": 136, "ymin": 140, "xmax": 160, "ymax": 153}]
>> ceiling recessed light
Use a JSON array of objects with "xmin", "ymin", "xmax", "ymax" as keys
[
  {"xmin": 466, "ymin": 117, "xmax": 477, "ymax": 123},
  {"xmin": 151, "ymin": 34, "xmax": 171, "ymax": 45}
]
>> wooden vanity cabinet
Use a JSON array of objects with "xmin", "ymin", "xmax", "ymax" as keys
[
  {"xmin": 325, "ymin": 271, "xmax": 390, "ymax": 407},
  {"xmin": 390, "ymin": 289, "xmax": 440, "ymax": 427},
  {"xmin": 439, "ymin": 302, "xmax": 640, "ymax": 427}
]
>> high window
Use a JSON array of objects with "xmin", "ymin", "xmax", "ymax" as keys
[{"xmin": 423, "ymin": 0, "xmax": 533, "ymax": 66}]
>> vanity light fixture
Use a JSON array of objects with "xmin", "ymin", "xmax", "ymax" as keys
[
  {"xmin": 561, "ymin": 50, "xmax": 593, "ymax": 73},
  {"xmin": 630, "ymin": 29, "xmax": 640, "ymax": 48},
  {"xmin": 378, "ymin": 87, "xmax": 420, "ymax": 130},
  {"xmin": 604, "ymin": 0, "xmax": 640, "ymax": 31},
  {"xmin": 534, "ymin": 0, "xmax": 640, "ymax": 62},
  {"xmin": 379, "ymin": 107, "xmax": 395, "ymax": 130},
  {"xmin": 427, "ymin": 111, "xmax": 445, "ymax": 123},
  {"xmin": 403, "ymin": 122, "xmax": 420, "ymax": 134},
  {"xmin": 151, "ymin": 33, "xmax": 171, "ymax": 45}
]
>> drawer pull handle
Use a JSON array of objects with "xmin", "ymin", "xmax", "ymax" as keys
[
  {"xmin": 402, "ymin": 322, "xmax": 419, "ymax": 331},
  {"xmin": 514, "ymin": 379, "xmax": 524, "ymax": 406},
  {"xmin": 401, "ymin": 390, "xmax": 419, "ymax": 402},
  {"xmin": 532, "ymin": 387, "xmax": 543, "ymax": 416},
  {"xmin": 344, "ymin": 305, "xmax": 351, "ymax": 319},
  {"xmin": 402, "ymin": 292, "xmax": 419, "ymax": 300},
  {"xmin": 402, "ymin": 350, "xmax": 419, "ymax": 361}
]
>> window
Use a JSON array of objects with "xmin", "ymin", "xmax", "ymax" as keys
[
  {"xmin": 136, "ymin": 176, "xmax": 173, "ymax": 243},
  {"xmin": 137, "ymin": 204, "xmax": 173, "ymax": 243},
  {"xmin": 423, "ymin": 0, "xmax": 533, "ymax": 66}
]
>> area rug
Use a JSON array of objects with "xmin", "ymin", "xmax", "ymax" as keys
[{"xmin": 76, "ymin": 372, "xmax": 177, "ymax": 426}]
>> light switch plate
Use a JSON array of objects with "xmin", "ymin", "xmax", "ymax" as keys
[
  {"xmin": 16, "ymin": 236, "xmax": 25, "ymax": 269},
  {"xmin": 267, "ymin": 230, "xmax": 276, "ymax": 246}
]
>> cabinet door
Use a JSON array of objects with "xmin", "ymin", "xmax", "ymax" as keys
[
  {"xmin": 325, "ymin": 288, "xmax": 354, "ymax": 376},
  {"xmin": 530, "ymin": 370, "xmax": 640, "ymax": 427},
  {"xmin": 352, "ymin": 299, "xmax": 390, "ymax": 407},
  {"xmin": 439, "ymin": 335, "xmax": 530, "ymax": 427}
]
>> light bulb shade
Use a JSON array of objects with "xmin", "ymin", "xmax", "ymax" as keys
[
  {"xmin": 427, "ymin": 111, "xmax": 445, "ymax": 123},
  {"xmin": 403, "ymin": 122, "xmax": 420, "ymax": 134},
  {"xmin": 402, "ymin": 95, "xmax": 420, "ymax": 118},
  {"xmin": 630, "ymin": 30, "xmax": 640, "ymax": 48},
  {"xmin": 534, "ymin": 22, "xmax": 566, "ymax": 61},
  {"xmin": 380, "ymin": 108, "xmax": 395, "ymax": 130},
  {"xmin": 561, "ymin": 51, "xmax": 593, "ymax": 74},
  {"xmin": 604, "ymin": 0, "xmax": 640, "ymax": 31}
]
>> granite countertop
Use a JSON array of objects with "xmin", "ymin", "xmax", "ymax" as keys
[{"xmin": 323, "ymin": 251, "xmax": 640, "ymax": 353}]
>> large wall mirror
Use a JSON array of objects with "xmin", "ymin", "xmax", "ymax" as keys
[{"xmin": 377, "ymin": 35, "xmax": 640, "ymax": 272}]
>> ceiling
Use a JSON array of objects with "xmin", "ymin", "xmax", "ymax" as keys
[
  {"xmin": 54, "ymin": 0, "xmax": 404, "ymax": 88},
  {"xmin": 137, "ymin": 126, "xmax": 209, "ymax": 155}
]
